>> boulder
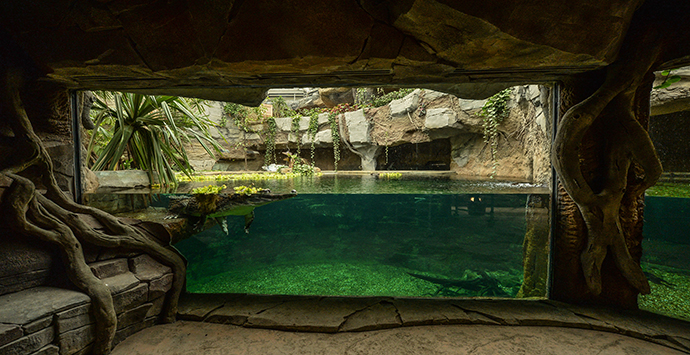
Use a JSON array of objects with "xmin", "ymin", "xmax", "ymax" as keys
[{"xmin": 319, "ymin": 88, "xmax": 354, "ymax": 108}]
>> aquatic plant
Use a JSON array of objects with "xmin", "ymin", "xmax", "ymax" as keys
[
  {"xmin": 379, "ymin": 172, "xmax": 402, "ymax": 179},
  {"xmin": 233, "ymin": 185, "xmax": 262, "ymax": 196},
  {"xmin": 175, "ymin": 171, "xmax": 321, "ymax": 183},
  {"xmin": 191, "ymin": 184, "xmax": 226, "ymax": 194}
]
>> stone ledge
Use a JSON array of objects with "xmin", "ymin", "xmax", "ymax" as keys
[
  {"xmin": 0, "ymin": 287, "xmax": 89, "ymax": 326},
  {"xmin": 178, "ymin": 294, "xmax": 690, "ymax": 353}
]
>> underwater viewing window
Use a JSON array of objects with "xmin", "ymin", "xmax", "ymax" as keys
[
  {"xmin": 640, "ymin": 110, "xmax": 690, "ymax": 322},
  {"xmin": 80, "ymin": 85, "xmax": 557, "ymax": 300}
]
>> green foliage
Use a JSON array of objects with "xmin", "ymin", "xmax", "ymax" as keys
[
  {"xmin": 306, "ymin": 109, "xmax": 320, "ymax": 167},
  {"xmin": 271, "ymin": 96, "xmax": 295, "ymax": 117},
  {"xmin": 234, "ymin": 185, "xmax": 262, "ymax": 196},
  {"xmin": 480, "ymin": 88, "xmax": 512, "ymax": 178},
  {"xmin": 291, "ymin": 113, "xmax": 303, "ymax": 155},
  {"xmin": 372, "ymin": 88, "xmax": 414, "ymax": 107},
  {"xmin": 654, "ymin": 69, "xmax": 682, "ymax": 90},
  {"xmin": 285, "ymin": 152, "xmax": 318, "ymax": 176},
  {"xmin": 328, "ymin": 112, "xmax": 341, "ymax": 171},
  {"xmin": 176, "ymin": 172, "xmax": 309, "ymax": 182},
  {"xmin": 191, "ymin": 184, "xmax": 226, "ymax": 194},
  {"xmin": 264, "ymin": 116, "xmax": 277, "ymax": 166},
  {"xmin": 379, "ymin": 172, "xmax": 402, "ymax": 179},
  {"xmin": 88, "ymin": 91, "xmax": 222, "ymax": 186}
]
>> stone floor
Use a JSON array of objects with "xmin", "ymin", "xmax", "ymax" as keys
[{"xmin": 111, "ymin": 294, "xmax": 690, "ymax": 354}]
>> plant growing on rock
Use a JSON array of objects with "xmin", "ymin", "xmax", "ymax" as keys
[{"xmin": 480, "ymin": 88, "xmax": 512, "ymax": 178}]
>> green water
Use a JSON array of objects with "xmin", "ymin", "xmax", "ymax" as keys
[
  {"xmin": 640, "ymin": 194, "xmax": 690, "ymax": 321},
  {"xmin": 171, "ymin": 189, "xmax": 550, "ymax": 298}
]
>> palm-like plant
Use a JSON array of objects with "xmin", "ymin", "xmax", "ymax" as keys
[{"xmin": 87, "ymin": 92, "xmax": 222, "ymax": 186}]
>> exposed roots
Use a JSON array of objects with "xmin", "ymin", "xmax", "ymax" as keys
[
  {"xmin": 552, "ymin": 46, "xmax": 662, "ymax": 296},
  {"xmin": 0, "ymin": 69, "xmax": 185, "ymax": 354}
]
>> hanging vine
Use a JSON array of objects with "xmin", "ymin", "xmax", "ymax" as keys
[
  {"xmin": 291, "ymin": 113, "xmax": 302, "ymax": 156},
  {"xmin": 480, "ymin": 88, "xmax": 512, "ymax": 178},
  {"xmin": 328, "ymin": 112, "xmax": 340, "ymax": 171},
  {"xmin": 264, "ymin": 116, "xmax": 277, "ymax": 166},
  {"xmin": 307, "ymin": 110, "xmax": 320, "ymax": 167}
]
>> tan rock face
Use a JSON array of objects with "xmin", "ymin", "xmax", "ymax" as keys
[{"xmin": 0, "ymin": 1, "xmax": 647, "ymax": 102}]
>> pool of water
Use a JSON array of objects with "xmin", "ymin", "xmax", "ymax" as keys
[{"xmin": 86, "ymin": 175, "xmax": 551, "ymax": 298}]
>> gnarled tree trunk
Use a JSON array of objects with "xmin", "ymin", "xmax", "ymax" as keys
[{"xmin": 0, "ymin": 68, "xmax": 186, "ymax": 354}]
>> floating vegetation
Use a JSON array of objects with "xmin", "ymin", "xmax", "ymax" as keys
[
  {"xmin": 175, "ymin": 172, "xmax": 321, "ymax": 182},
  {"xmin": 233, "ymin": 185, "xmax": 262, "ymax": 196},
  {"xmin": 191, "ymin": 184, "xmax": 226, "ymax": 194},
  {"xmin": 379, "ymin": 172, "xmax": 403, "ymax": 179}
]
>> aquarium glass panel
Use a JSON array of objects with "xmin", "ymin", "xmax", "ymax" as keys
[
  {"xmin": 641, "ymin": 110, "xmax": 690, "ymax": 321},
  {"xmin": 84, "ymin": 176, "xmax": 551, "ymax": 298}
]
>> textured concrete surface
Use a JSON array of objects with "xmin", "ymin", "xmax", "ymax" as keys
[
  {"xmin": 110, "ymin": 294, "xmax": 690, "ymax": 354},
  {"xmin": 112, "ymin": 321, "xmax": 686, "ymax": 355}
]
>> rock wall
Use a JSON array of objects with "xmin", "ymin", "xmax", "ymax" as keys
[
  {"xmin": 0, "ymin": 231, "xmax": 174, "ymax": 355},
  {"xmin": 195, "ymin": 86, "xmax": 552, "ymax": 184}
]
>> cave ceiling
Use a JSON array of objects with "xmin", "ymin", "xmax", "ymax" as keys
[{"xmin": 1, "ymin": 0, "xmax": 684, "ymax": 104}]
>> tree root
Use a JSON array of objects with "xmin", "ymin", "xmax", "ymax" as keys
[
  {"xmin": 552, "ymin": 44, "xmax": 662, "ymax": 295},
  {"xmin": 0, "ymin": 69, "xmax": 185, "ymax": 354}
]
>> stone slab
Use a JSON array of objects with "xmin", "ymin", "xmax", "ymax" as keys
[
  {"xmin": 390, "ymin": 90, "xmax": 419, "ymax": 117},
  {"xmin": 31, "ymin": 344, "xmax": 59, "ymax": 355},
  {"xmin": 0, "ymin": 326, "xmax": 53, "ymax": 355},
  {"xmin": 102, "ymin": 272, "xmax": 140, "ymax": 294},
  {"xmin": 112, "ymin": 284, "xmax": 148, "ymax": 314},
  {"xmin": 129, "ymin": 255, "xmax": 172, "ymax": 283},
  {"xmin": 89, "ymin": 258, "xmax": 129, "ymax": 279},
  {"xmin": 0, "ymin": 287, "xmax": 89, "ymax": 325},
  {"xmin": 94, "ymin": 171, "xmax": 150, "ymax": 189},
  {"xmin": 118, "ymin": 303, "xmax": 153, "ymax": 330},
  {"xmin": 177, "ymin": 293, "xmax": 229, "ymax": 321},
  {"xmin": 339, "ymin": 301, "xmax": 401, "ymax": 332},
  {"xmin": 0, "ymin": 324, "xmax": 22, "ymax": 347},
  {"xmin": 393, "ymin": 298, "xmax": 471, "ymax": 326},
  {"xmin": 113, "ymin": 317, "xmax": 156, "ymax": 348},
  {"xmin": 57, "ymin": 311, "xmax": 95, "ymax": 334},
  {"xmin": 206, "ymin": 295, "xmax": 285, "ymax": 326},
  {"xmin": 56, "ymin": 303, "xmax": 91, "ymax": 320},
  {"xmin": 22, "ymin": 316, "xmax": 53, "ymax": 334},
  {"xmin": 148, "ymin": 274, "xmax": 173, "ymax": 301},
  {"xmin": 452, "ymin": 300, "xmax": 590, "ymax": 328},
  {"xmin": 58, "ymin": 325, "xmax": 94, "ymax": 355},
  {"xmin": 245, "ymin": 296, "xmax": 378, "ymax": 332},
  {"xmin": 0, "ymin": 269, "xmax": 51, "ymax": 296},
  {"xmin": 146, "ymin": 296, "xmax": 165, "ymax": 319},
  {"xmin": 424, "ymin": 108, "xmax": 460, "ymax": 130},
  {"xmin": 344, "ymin": 109, "xmax": 370, "ymax": 144}
]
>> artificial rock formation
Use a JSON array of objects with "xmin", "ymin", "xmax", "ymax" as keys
[
  {"xmin": 0, "ymin": 63, "xmax": 186, "ymax": 354},
  {"xmin": 2, "ymin": 2, "xmax": 690, "ymax": 353}
]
